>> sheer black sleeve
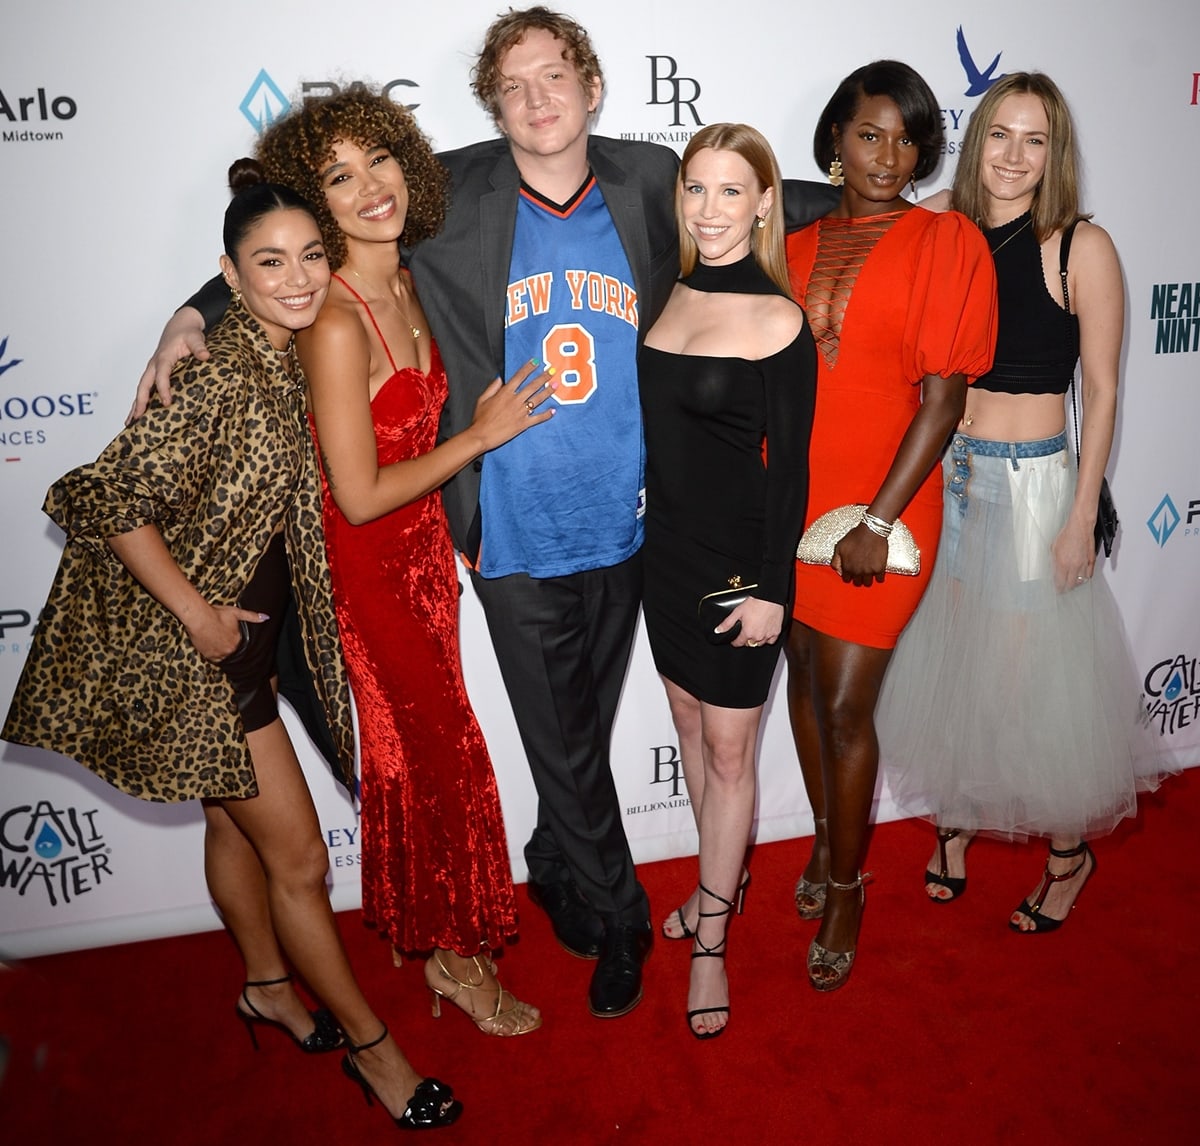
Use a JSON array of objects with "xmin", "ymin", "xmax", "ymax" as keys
[{"xmin": 757, "ymin": 324, "xmax": 818, "ymax": 603}]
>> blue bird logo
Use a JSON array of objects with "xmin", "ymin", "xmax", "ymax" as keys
[
  {"xmin": 0, "ymin": 335, "xmax": 24, "ymax": 378},
  {"xmin": 957, "ymin": 26, "xmax": 1006, "ymax": 97}
]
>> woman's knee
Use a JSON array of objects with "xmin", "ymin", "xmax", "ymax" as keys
[{"xmin": 262, "ymin": 832, "xmax": 331, "ymax": 894}]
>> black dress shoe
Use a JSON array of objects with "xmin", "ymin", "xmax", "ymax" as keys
[
  {"xmin": 588, "ymin": 922, "xmax": 652, "ymax": 1018},
  {"xmin": 527, "ymin": 878, "xmax": 605, "ymax": 959}
]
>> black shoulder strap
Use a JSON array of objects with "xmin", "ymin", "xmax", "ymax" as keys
[
  {"xmin": 1058, "ymin": 217, "xmax": 1081, "ymax": 307},
  {"xmin": 1062, "ymin": 218, "xmax": 1083, "ymax": 460}
]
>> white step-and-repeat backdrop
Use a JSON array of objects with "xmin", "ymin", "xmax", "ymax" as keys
[{"xmin": 3, "ymin": 0, "xmax": 1198, "ymax": 957}]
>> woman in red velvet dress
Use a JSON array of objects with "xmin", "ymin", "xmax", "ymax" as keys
[
  {"xmin": 258, "ymin": 89, "xmax": 554, "ymax": 1037},
  {"xmin": 783, "ymin": 61, "xmax": 997, "ymax": 990}
]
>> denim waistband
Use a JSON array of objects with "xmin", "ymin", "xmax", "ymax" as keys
[{"xmin": 949, "ymin": 430, "xmax": 1067, "ymax": 461}]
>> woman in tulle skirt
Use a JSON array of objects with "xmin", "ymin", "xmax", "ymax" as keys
[{"xmin": 879, "ymin": 72, "xmax": 1171, "ymax": 932}]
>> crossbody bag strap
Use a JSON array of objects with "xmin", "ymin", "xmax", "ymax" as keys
[{"xmin": 1061, "ymin": 218, "xmax": 1082, "ymax": 461}]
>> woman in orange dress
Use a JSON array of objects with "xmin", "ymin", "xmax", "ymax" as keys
[{"xmin": 784, "ymin": 60, "xmax": 996, "ymax": 990}]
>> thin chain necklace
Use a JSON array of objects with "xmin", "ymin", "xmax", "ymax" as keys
[
  {"xmin": 987, "ymin": 214, "xmax": 1032, "ymax": 256},
  {"xmin": 347, "ymin": 267, "xmax": 422, "ymax": 341}
]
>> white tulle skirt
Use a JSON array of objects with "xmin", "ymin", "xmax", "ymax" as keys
[{"xmin": 877, "ymin": 431, "xmax": 1169, "ymax": 841}]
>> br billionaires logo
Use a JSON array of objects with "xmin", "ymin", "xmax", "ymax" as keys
[
  {"xmin": 625, "ymin": 745, "xmax": 692, "ymax": 818},
  {"xmin": 0, "ymin": 84, "xmax": 76, "ymax": 143},
  {"xmin": 617, "ymin": 55, "xmax": 705, "ymax": 146},
  {"xmin": 1142, "ymin": 653, "xmax": 1200, "ymax": 737},
  {"xmin": 239, "ymin": 70, "xmax": 421, "ymax": 134},
  {"xmin": 0, "ymin": 335, "xmax": 98, "ymax": 459},
  {"xmin": 0, "ymin": 800, "xmax": 113, "ymax": 907},
  {"xmin": 1146, "ymin": 494, "xmax": 1200, "ymax": 548}
]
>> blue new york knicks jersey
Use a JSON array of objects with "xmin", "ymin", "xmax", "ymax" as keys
[{"xmin": 478, "ymin": 178, "xmax": 645, "ymax": 579}]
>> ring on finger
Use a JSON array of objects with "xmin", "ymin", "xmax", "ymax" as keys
[{"xmin": 524, "ymin": 399, "xmax": 535, "ymax": 413}]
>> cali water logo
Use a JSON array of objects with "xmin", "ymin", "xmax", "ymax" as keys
[
  {"xmin": 0, "ymin": 801, "xmax": 113, "ymax": 907},
  {"xmin": 955, "ymin": 27, "xmax": 1006, "ymax": 96},
  {"xmin": 240, "ymin": 69, "xmax": 289, "ymax": 133},
  {"xmin": 1142, "ymin": 653, "xmax": 1200, "ymax": 736}
]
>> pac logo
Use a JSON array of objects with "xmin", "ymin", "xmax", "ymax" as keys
[
  {"xmin": 955, "ymin": 27, "xmax": 1006, "ymax": 96},
  {"xmin": 1147, "ymin": 495, "xmax": 1182, "ymax": 547},
  {"xmin": 240, "ymin": 69, "xmax": 290, "ymax": 133},
  {"xmin": 646, "ymin": 56, "xmax": 703, "ymax": 128}
]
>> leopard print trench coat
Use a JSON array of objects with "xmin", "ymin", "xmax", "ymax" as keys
[{"xmin": 2, "ymin": 302, "xmax": 355, "ymax": 801}]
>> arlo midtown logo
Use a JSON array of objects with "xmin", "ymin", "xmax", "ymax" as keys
[
  {"xmin": 240, "ymin": 70, "xmax": 421, "ymax": 134},
  {"xmin": 0, "ymin": 801, "xmax": 112, "ymax": 907},
  {"xmin": 626, "ymin": 745, "xmax": 692, "ymax": 817},
  {"xmin": 618, "ymin": 56, "xmax": 705, "ymax": 145},
  {"xmin": 0, "ymin": 336, "xmax": 98, "ymax": 458},
  {"xmin": 1142, "ymin": 653, "xmax": 1200, "ymax": 737},
  {"xmin": 0, "ymin": 85, "xmax": 76, "ymax": 142},
  {"xmin": 1146, "ymin": 494, "xmax": 1200, "ymax": 547}
]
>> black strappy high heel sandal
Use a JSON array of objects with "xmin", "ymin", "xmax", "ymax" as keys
[
  {"xmin": 663, "ymin": 871, "xmax": 749, "ymax": 940},
  {"xmin": 925, "ymin": 828, "xmax": 970, "ymax": 902},
  {"xmin": 686, "ymin": 883, "xmax": 734, "ymax": 1040},
  {"xmin": 1009, "ymin": 842, "xmax": 1096, "ymax": 934},
  {"xmin": 342, "ymin": 1025, "xmax": 463, "ymax": 1131},
  {"xmin": 235, "ymin": 974, "xmax": 343, "ymax": 1053}
]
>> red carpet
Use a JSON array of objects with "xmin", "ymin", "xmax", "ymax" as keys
[{"xmin": 2, "ymin": 769, "xmax": 1197, "ymax": 1144}]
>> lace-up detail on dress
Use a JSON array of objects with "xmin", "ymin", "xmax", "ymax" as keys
[{"xmin": 805, "ymin": 212, "xmax": 905, "ymax": 369}]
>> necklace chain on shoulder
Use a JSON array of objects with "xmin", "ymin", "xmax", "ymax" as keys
[{"xmin": 348, "ymin": 268, "xmax": 422, "ymax": 341}]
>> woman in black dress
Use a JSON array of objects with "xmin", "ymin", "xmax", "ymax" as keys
[{"xmin": 639, "ymin": 123, "xmax": 817, "ymax": 1038}]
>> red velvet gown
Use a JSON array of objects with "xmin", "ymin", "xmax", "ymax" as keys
[{"xmin": 313, "ymin": 276, "xmax": 517, "ymax": 954}]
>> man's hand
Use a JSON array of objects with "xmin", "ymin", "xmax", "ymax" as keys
[{"xmin": 127, "ymin": 307, "xmax": 208, "ymax": 423}]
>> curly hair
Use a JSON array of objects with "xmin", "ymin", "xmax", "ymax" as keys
[
  {"xmin": 255, "ymin": 86, "xmax": 449, "ymax": 270},
  {"xmin": 471, "ymin": 6, "xmax": 604, "ymax": 123}
]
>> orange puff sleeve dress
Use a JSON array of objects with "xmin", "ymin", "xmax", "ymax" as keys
[{"xmin": 786, "ymin": 207, "xmax": 997, "ymax": 649}]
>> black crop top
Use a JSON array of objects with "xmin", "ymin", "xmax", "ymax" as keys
[{"xmin": 972, "ymin": 212, "xmax": 1079, "ymax": 396}]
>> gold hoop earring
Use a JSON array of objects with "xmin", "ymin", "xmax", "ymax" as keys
[{"xmin": 828, "ymin": 156, "xmax": 844, "ymax": 187}]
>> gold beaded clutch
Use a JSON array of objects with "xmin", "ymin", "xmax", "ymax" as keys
[{"xmin": 796, "ymin": 504, "xmax": 920, "ymax": 576}]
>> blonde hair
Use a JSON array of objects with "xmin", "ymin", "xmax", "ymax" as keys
[
  {"xmin": 952, "ymin": 72, "xmax": 1090, "ymax": 240},
  {"xmin": 677, "ymin": 124, "xmax": 791, "ymax": 297}
]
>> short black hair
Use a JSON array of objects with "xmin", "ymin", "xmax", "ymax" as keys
[{"xmin": 813, "ymin": 60, "xmax": 943, "ymax": 183}]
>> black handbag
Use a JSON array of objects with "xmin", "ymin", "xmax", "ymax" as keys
[
  {"xmin": 697, "ymin": 578, "xmax": 758, "ymax": 646},
  {"xmin": 1060, "ymin": 222, "xmax": 1119, "ymax": 557}
]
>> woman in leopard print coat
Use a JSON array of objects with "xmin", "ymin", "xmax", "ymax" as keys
[{"xmin": 3, "ymin": 167, "xmax": 462, "ymax": 1129}]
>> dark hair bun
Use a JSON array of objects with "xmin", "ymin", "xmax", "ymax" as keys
[{"xmin": 228, "ymin": 157, "xmax": 268, "ymax": 195}]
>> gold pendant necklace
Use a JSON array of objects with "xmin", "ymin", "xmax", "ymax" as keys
[{"xmin": 348, "ymin": 268, "xmax": 422, "ymax": 341}]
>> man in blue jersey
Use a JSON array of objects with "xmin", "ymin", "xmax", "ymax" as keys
[{"xmin": 407, "ymin": 8, "xmax": 678, "ymax": 1019}]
